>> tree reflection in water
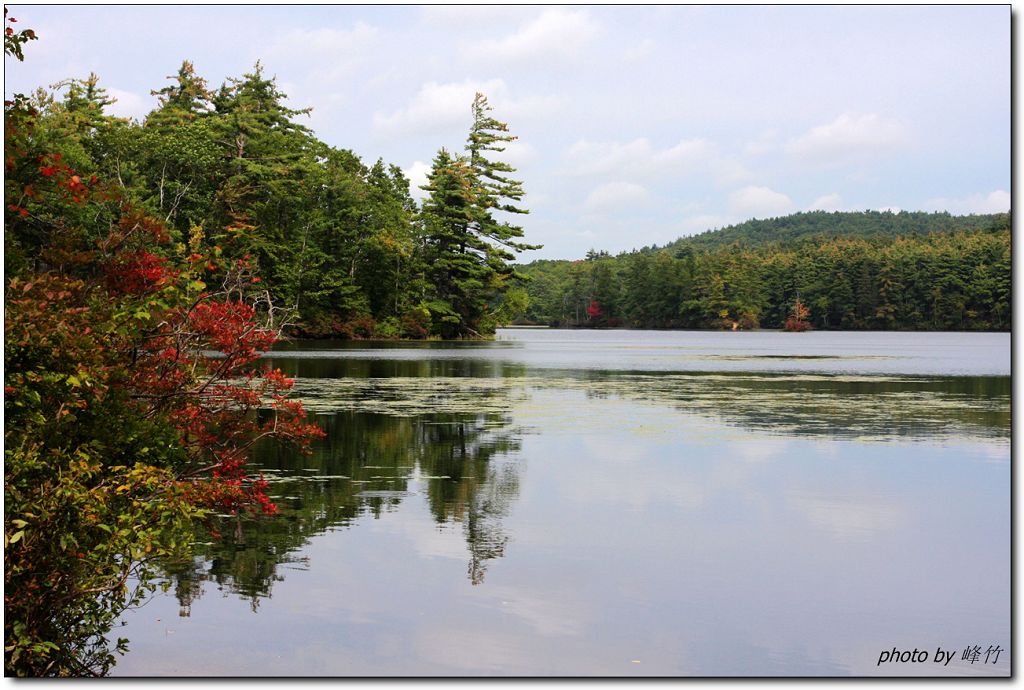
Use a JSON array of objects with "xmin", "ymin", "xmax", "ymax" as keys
[
  {"xmin": 160, "ymin": 368, "xmax": 1009, "ymax": 615},
  {"xmin": 163, "ymin": 408, "xmax": 523, "ymax": 614}
]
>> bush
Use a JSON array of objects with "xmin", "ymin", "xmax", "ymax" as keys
[
  {"xmin": 338, "ymin": 315, "xmax": 376, "ymax": 339},
  {"xmin": 372, "ymin": 316, "xmax": 403, "ymax": 339},
  {"xmin": 784, "ymin": 317, "xmax": 812, "ymax": 332},
  {"xmin": 401, "ymin": 305, "xmax": 432, "ymax": 339}
]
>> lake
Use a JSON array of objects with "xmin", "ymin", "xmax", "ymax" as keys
[{"xmin": 113, "ymin": 329, "xmax": 1010, "ymax": 677}]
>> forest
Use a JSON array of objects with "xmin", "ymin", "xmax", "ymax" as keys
[
  {"xmin": 6, "ymin": 60, "xmax": 536, "ymax": 341},
  {"xmin": 517, "ymin": 211, "xmax": 1010, "ymax": 331}
]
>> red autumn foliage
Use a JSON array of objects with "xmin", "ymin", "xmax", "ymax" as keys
[
  {"xmin": 105, "ymin": 250, "xmax": 174, "ymax": 295},
  {"xmin": 586, "ymin": 299, "xmax": 602, "ymax": 318},
  {"xmin": 4, "ymin": 22, "xmax": 323, "ymax": 676},
  {"xmin": 5, "ymin": 122, "xmax": 322, "ymax": 520},
  {"xmin": 784, "ymin": 298, "xmax": 812, "ymax": 332}
]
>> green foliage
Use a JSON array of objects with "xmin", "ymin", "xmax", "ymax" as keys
[
  {"xmin": 657, "ymin": 209, "xmax": 1007, "ymax": 253},
  {"xmin": 13, "ymin": 54, "xmax": 540, "ymax": 342},
  {"xmin": 5, "ymin": 34, "xmax": 325, "ymax": 674},
  {"xmin": 417, "ymin": 96, "xmax": 539, "ymax": 338},
  {"xmin": 518, "ymin": 212, "xmax": 1010, "ymax": 332}
]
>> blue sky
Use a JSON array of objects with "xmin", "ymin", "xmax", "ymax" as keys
[{"xmin": 4, "ymin": 5, "xmax": 1010, "ymax": 259}]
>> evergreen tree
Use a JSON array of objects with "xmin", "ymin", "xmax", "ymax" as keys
[
  {"xmin": 208, "ymin": 63, "xmax": 319, "ymax": 310},
  {"xmin": 416, "ymin": 95, "xmax": 542, "ymax": 337},
  {"xmin": 464, "ymin": 93, "xmax": 539, "ymax": 256},
  {"xmin": 54, "ymin": 73, "xmax": 116, "ymax": 132},
  {"xmin": 146, "ymin": 61, "xmax": 213, "ymax": 130},
  {"xmin": 420, "ymin": 149, "xmax": 491, "ymax": 337}
]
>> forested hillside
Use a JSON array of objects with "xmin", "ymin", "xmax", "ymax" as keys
[
  {"xmin": 6, "ymin": 63, "xmax": 537, "ymax": 340},
  {"xmin": 656, "ymin": 210, "xmax": 1007, "ymax": 253},
  {"xmin": 518, "ymin": 212, "xmax": 1010, "ymax": 331}
]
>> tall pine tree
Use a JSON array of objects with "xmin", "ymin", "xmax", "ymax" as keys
[
  {"xmin": 420, "ymin": 149, "xmax": 491, "ymax": 337},
  {"xmin": 465, "ymin": 93, "xmax": 539, "ymax": 256},
  {"xmin": 418, "ymin": 94, "xmax": 540, "ymax": 338}
]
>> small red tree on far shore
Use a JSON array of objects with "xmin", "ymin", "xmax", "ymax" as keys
[{"xmin": 784, "ymin": 297, "xmax": 812, "ymax": 332}]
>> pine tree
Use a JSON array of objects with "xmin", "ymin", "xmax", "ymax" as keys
[
  {"xmin": 465, "ymin": 93, "xmax": 540, "ymax": 256},
  {"xmin": 420, "ymin": 148, "xmax": 493, "ymax": 337},
  {"xmin": 54, "ymin": 73, "xmax": 115, "ymax": 131},
  {"xmin": 208, "ymin": 63, "xmax": 318, "ymax": 306},
  {"xmin": 146, "ymin": 61, "xmax": 213, "ymax": 130}
]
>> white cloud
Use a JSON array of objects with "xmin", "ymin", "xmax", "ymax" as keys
[
  {"xmin": 657, "ymin": 139, "xmax": 718, "ymax": 168},
  {"xmin": 499, "ymin": 140, "xmax": 537, "ymax": 167},
  {"xmin": 373, "ymin": 79, "xmax": 559, "ymax": 138},
  {"xmin": 785, "ymin": 113, "xmax": 909, "ymax": 164},
  {"xmin": 729, "ymin": 185, "xmax": 794, "ymax": 218},
  {"xmin": 807, "ymin": 193, "xmax": 844, "ymax": 212},
  {"xmin": 264, "ymin": 23, "xmax": 379, "ymax": 82},
  {"xmin": 565, "ymin": 138, "xmax": 653, "ymax": 177},
  {"xmin": 678, "ymin": 214, "xmax": 728, "ymax": 235},
  {"xmin": 373, "ymin": 78, "xmax": 506, "ymax": 137},
  {"xmin": 709, "ymin": 158, "xmax": 752, "ymax": 186},
  {"xmin": 497, "ymin": 93, "xmax": 566, "ymax": 122},
  {"xmin": 744, "ymin": 129, "xmax": 780, "ymax": 156},
  {"xmin": 564, "ymin": 137, "xmax": 734, "ymax": 181},
  {"xmin": 106, "ymin": 88, "xmax": 152, "ymax": 121},
  {"xmin": 583, "ymin": 181, "xmax": 650, "ymax": 212},
  {"xmin": 922, "ymin": 189, "xmax": 1010, "ymax": 214},
  {"xmin": 403, "ymin": 160, "xmax": 432, "ymax": 201},
  {"xmin": 462, "ymin": 8, "xmax": 600, "ymax": 64}
]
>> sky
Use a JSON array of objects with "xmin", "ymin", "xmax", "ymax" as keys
[{"xmin": 4, "ymin": 5, "xmax": 1010, "ymax": 260}]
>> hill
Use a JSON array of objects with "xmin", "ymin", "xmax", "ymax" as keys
[
  {"xmin": 651, "ymin": 210, "xmax": 1009, "ymax": 255},
  {"xmin": 515, "ymin": 210, "xmax": 1011, "ymax": 332}
]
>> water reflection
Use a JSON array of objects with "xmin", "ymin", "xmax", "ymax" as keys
[
  {"xmin": 622, "ymin": 373, "xmax": 1010, "ymax": 442},
  {"xmin": 116, "ymin": 332, "xmax": 1008, "ymax": 676},
  {"xmin": 164, "ymin": 409, "xmax": 523, "ymax": 614},
  {"xmin": 264, "ymin": 354, "xmax": 527, "ymax": 380},
  {"xmin": 270, "ymin": 369, "xmax": 1008, "ymax": 443},
  {"xmin": 164, "ymin": 366, "xmax": 1008, "ymax": 617}
]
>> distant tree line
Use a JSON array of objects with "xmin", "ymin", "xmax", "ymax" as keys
[
  {"xmin": 518, "ymin": 212, "xmax": 1010, "ymax": 331},
  {"xmin": 656, "ymin": 209, "xmax": 1006, "ymax": 252}
]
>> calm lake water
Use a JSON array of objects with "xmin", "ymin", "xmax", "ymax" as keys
[{"xmin": 114, "ymin": 329, "xmax": 1010, "ymax": 677}]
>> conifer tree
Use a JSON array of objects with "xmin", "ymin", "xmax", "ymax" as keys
[
  {"xmin": 54, "ymin": 73, "xmax": 115, "ymax": 131},
  {"xmin": 146, "ymin": 61, "xmax": 213, "ymax": 129},
  {"xmin": 420, "ymin": 148, "xmax": 492, "ymax": 337},
  {"xmin": 208, "ymin": 63, "xmax": 318, "ymax": 306},
  {"xmin": 465, "ymin": 93, "xmax": 540, "ymax": 256}
]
